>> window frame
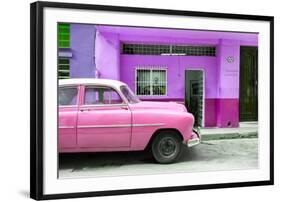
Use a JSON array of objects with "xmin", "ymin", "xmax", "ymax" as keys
[
  {"xmin": 135, "ymin": 67, "xmax": 168, "ymax": 96},
  {"xmin": 58, "ymin": 85, "xmax": 79, "ymax": 107},
  {"xmin": 82, "ymin": 85, "xmax": 127, "ymax": 107}
]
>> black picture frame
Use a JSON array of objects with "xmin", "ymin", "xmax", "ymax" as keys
[{"xmin": 30, "ymin": 1, "xmax": 274, "ymax": 200}]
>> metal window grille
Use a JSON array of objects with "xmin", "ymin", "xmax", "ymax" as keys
[
  {"xmin": 172, "ymin": 45, "xmax": 216, "ymax": 56},
  {"xmin": 136, "ymin": 68, "xmax": 167, "ymax": 96},
  {"xmin": 58, "ymin": 58, "xmax": 70, "ymax": 79},
  {"xmin": 123, "ymin": 44, "xmax": 170, "ymax": 55},
  {"xmin": 122, "ymin": 44, "xmax": 216, "ymax": 56}
]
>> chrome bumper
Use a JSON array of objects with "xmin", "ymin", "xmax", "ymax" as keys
[
  {"xmin": 187, "ymin": 137, "xmax": 200, "ymax": 147},
  {"xmin": 186, "ymin": 129, "xmax": 201, "ymax": 147}
]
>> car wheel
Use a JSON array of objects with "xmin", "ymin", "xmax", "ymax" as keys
[{"xmin": 151, "ymin": 131, "xmax": 182, "ymax": 164}]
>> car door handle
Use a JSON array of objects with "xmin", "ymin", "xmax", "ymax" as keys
[
  {"xmin": 120, "ymin": 106, "xmax": 128, "ymax": 110},
  {"xmin": 80, "ymin": 109, "xmax": 90, "ymax": 112}
]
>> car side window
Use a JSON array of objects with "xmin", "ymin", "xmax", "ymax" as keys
[
  {"xmin": 59, "ymin": 87, "xmax": 78, "ymax": 106},
  {"xmin": 84, "ymin": 86, "xmax": 123, "ymax": 105}
]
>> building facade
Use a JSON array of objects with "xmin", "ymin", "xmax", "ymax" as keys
[{"xmin": 58, "ymin": 23, "xmax": 258, "ymax": 128}]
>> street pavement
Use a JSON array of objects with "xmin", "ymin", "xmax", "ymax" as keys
[{"xmin": 59, "ymin": 138, "xmax": 258, "ymax": 178}]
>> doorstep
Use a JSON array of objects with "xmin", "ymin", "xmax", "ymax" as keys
[{"xmin": 197, "ymin": 122, "xmax": 258, "ymax": 141}]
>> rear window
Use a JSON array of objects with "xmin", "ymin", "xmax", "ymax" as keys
[{"xmin": 59, "ymin": 87, "xmax": 78, "ymax": 106}]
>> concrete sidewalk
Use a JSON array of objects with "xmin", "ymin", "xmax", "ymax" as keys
[{"xmin": 198, "ymin": 122, "xmax": 258, "ymax": 141}]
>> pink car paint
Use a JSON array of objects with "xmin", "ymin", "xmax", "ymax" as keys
[{"xmin": 58, "ymin": 79, "xmax": 199, "ymax": 153}]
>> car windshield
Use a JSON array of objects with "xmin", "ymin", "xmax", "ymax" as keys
[{"xmin": 120, "ymin": 85, "xmax": 141, "ymax": 104}]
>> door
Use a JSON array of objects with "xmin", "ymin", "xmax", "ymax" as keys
[
  {"xmin": 240, "ymin": 46, "xmax": 258, "ymax": 121},
  {"xmin": 77, "ymin": 86, "xmax": 132, "ymax": 148},
  {"xmin": 185, "ymin": 70, "xmax": 204, "ymax": 127},
  {"xmin": 58, "ymin": 86, "xmax": 79, "ymax": 149}
]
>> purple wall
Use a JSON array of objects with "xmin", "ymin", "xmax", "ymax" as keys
[
  {"xmin": 95, "ymin": 32, "xmax": 120, "ymax": 80},
  {"xmin": 69, "ymin": 24, "xmax": 258, "ymax": 128},
  {"xmin": 120, "ymin": 55, "xmax": 217, "ymax": 99},
  {"xmin": 217, "ymin": 39, "xmax": 240, "ymax": 98},
  {"xmin": 70, "ymin": 24, "xmax": 96, "ymax": 78},
  {"xmin": 96, "ymin": 26, "xmax": 258, "ymax": 46},
  {"xmin": 120, "ymin": 55, "xmax": 220, "ymax": 127},
  {"xmin": 95, "ymin": 27, "xmax": 258, "ymax": 128},
  {"xmin": 215, "ymin": 39, "xmax": 240, "ymax": 127}
]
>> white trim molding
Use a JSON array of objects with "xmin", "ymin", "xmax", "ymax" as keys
[{"xmin": 77, "ymin": 123, "xmax": 165, "ymax": 129}]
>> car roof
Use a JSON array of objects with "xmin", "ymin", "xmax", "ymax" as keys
[{"xmin": 59, "ymin": 78, "xmax": 126, "ymax": 88}]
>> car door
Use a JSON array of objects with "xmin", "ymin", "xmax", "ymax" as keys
[
  {"xmin": 58, "ymin": 86, "xmax": 79, "ymax": 150},
  {"xmin": 77, "ymin": 85, "xmax": 132, "ymax": 148}
]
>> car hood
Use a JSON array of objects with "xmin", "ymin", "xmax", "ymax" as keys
[{"xmin": 129, "ymin": 101, "xmax": 188, "ymax": 112}]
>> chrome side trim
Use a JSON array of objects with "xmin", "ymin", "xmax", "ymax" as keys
[
  {"xmin": 77, "ymin": 123, "xmax": 164, "ymax": 129},
  {"xmin": 77, "ymin": 124, "xmax": 131, "ymax": 128},
  {"xmin": 59, "ymin": 126, "xmax": 75, "ymax": 129},
  {"xmin": 132, "ymin": 123, "xmax": 164, "ymax": 127}
]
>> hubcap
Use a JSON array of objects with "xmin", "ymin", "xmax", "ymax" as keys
[{"xmin": 158, "ymin": 137, "xmax": 177, "ymax": 157}]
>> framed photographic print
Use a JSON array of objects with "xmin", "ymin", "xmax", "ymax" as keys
[{"xmin": 30, "ymin": 1, "xmax": 274, "ymax": 200}]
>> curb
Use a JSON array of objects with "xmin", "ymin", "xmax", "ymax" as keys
[{"xmin": 200, "ymin": 132, "xmax": 258, "ymax": 141}]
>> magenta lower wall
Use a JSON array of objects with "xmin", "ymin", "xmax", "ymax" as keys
[
  {"xmin": 205, "ymin": 99, "xmax": 217, "ymax": 127},
  {"xmin": 216, "ymin": 98, "xmax": 239, "ymax": 127},
  {"xmin": 139, "ymin": 98, "xmax": 239, "ymax": 128},
  {"xmin": 204, "ymin": 98, "xmax": 239, "ymax": 127}
]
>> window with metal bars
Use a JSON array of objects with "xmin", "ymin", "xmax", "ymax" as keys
[
  {"xmin": 122, "ymin": 44, "xmax": 216, "ymax": 56},
  {"xmin": 58, "ymin": 23, "xmax": 70, "ymax": 48},
  {"xmin": 136, "ymin": 68, "xmax": 167, "ymax": 96},
  {"xmin": 58, "ymin": 59, "xmax": 70, "ymax": 79}
]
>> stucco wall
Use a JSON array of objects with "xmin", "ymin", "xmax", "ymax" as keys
[
  {"xmin": 120, "ymin": 55, "xmax": 218, "ymax": 127},
  {"xmin": 95, "ymin": 32, "xmax": 120, "ymax": 80},
  {"xmin": 217, "ymin": 39, "xmax": 240, "ymax": 99},
  {"xmin": 120, "ymin": 55, "xmax": 217, "ymax": 99},
  {"xmin": 215, "ymin": 39, "xmax": 240, "ymax": 127},
  {"xmin": 119, "ymin": 40, "xmax": 242, "ymax": 127},
  {"xmin": 76, "ymin": 25, "xmax": 258, "ymax": 128},
  {"xmin": 70, "ymin": 24, "xmax": 96, "ymax": 78}
]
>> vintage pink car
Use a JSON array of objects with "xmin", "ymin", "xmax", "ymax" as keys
[{"xmin": 59, "ymin": 79, "xmax": 200, "ymax": 163}]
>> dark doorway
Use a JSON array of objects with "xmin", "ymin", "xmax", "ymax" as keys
[
  {"xmin": 240, "ymin": 46, "xmax": 258, "ymax": 121},
  {"xmin": 185, "ymin": 70, "xmax": 204, "ymax": 127}
]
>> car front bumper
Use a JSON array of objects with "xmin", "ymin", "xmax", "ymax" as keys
[{"xmin": 186, "ymin": 129, "xmax": 201, "ymax": 147}]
